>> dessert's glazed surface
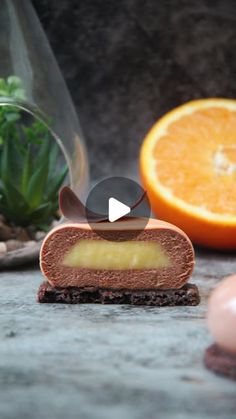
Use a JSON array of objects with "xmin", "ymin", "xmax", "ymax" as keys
[
  {"xmin": 205, "ymin": 274, "xmax": 236, "ymax": 380},
  {"xmin": 40, "ymin": 218, "xmax": 195, "ymax": 290},
  {"xmin": 207, "ymin": 274, "xmax": 236, "ymax": 355}
]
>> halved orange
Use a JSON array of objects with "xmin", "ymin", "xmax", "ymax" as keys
[{"xmin": 140, "ymin": 99, "xmax": 236, "ymax": 250}]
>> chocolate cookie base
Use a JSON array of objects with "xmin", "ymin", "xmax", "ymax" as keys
[
  {"xmin": 37, "ymin": 282, "xmax": 200, "ymax": 306},
  {"xmin": 204, "ymin": 344, "xmax": 236, "ymax": 380}
]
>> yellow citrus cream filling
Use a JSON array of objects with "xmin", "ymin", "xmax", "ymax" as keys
[{"xmin": 62, "ymin": 240, "xmax": 170, "ymax": 270}]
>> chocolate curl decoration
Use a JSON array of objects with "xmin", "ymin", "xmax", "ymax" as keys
[
  {"xmin": 59, "ymin": 186, "xmax": 107, "ymax": 222},
  {"xmin": 59, "ymin": 186, "xmax": 147, "ymax": 223}
]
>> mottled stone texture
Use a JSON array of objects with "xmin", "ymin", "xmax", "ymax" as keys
[
  {"xmin": 1, "ymin": 251, "xmax": 236, "ymax": 419},
  {"xmin": 32, "ymin": 0, "xmax": 236, "ymax": 181}
]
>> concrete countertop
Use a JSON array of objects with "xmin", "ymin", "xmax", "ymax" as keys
[
  {"xmin": 1, "ymin": 2, "xmax": 236, "ymax": 418},
  {"xmin": 0, "ymin": 250, "xmax": 236, "ymax": 419}
]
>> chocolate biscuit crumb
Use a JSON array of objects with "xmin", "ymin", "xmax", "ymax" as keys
[{"xmin": 37, "ymin": 282, "xmax": 200, "ymax": 306}]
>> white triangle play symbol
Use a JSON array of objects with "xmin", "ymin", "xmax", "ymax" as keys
[{"xmin": 108, "ymin": 197, "xmax": 131, "ymax": 222}]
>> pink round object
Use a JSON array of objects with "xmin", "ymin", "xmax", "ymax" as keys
[{"xmin": 207, "ymin": 274, "xmax": 236, "ymax": 354}]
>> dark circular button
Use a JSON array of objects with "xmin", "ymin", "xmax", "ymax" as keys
[{"xmin": 85, "ymin": 176, "xmax": 150, "ymax": 240}]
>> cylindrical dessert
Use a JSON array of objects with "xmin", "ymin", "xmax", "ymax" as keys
[
  {"xmin": 204, "ymin": 274, "xmax": 236, "ymax": 379},
  {"xmin": 38, "ymin": 217, "xmax": 199, "ymax": 306}
]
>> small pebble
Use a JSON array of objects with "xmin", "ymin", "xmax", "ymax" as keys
[
  {"xmin": 0, "ymin": 221, "xmax": 14, "ymax": 241},
  {"xmin": 15, "ymin": 227, "xmax": 31, "ymax": 242},
  {"xmin": 0, "ymin": 214, "xmax": 6, "ymax": 223},
  {"xmin": 23, "ymin": 240, "xmax": 37, "ymax": 248},
  {"xmin": 6, "ymin": 240, "xmax": 25, "ymax": 252},
  {"xmin": 35, "ymin": 231, "xmax": 46, "ymax": 241},
  {"xmin": 26, "ymin": 225, "xmax": 37, "ymax": 239},
  {"xmin": 52, "ymin": 219, "xmax": 60, "ymax": 228},
  {"xmin": 0, "ymin": 242, "xmax": 7, "ymax": 256}
]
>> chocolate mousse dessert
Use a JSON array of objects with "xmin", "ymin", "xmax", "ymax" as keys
[
  {"xmin": 204, "ymin": 274, "xmax": 236, "ymax": 380},
  {"xmin": 38, "ymin": 187, "xmax": 200, "ymax": 306}
]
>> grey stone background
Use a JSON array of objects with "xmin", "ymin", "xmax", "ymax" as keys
[
  {"xmin": 32, "ymin": 0, "xmax": 236, "ymax": 182},
  {"xmin": 1, "ymin": 2, "xmax": 236, "ymax": 419}
]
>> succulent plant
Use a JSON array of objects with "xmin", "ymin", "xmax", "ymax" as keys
[{"xmin": 0, "ymin": 76, "xmax": 68, "ymax": 230}]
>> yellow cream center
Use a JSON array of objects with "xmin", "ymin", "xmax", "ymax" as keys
[{"xmin": 62, "ymin": 240, "xmax": 170, "ymax": 270}]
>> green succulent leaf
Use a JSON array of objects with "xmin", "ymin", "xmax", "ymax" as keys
[
  {"xmin": 35, "ymin": 223, "xmax": 51, "ymax": 232},
  {"xmin": 12, "ymin": 88, "xmax": 26, "ymax": 100},
  {"xmin": 46, "ymin": 165, "xmax": 68, "ymax": 201},
  {"xmin": 0, "ymin": 181, "xmax": 31, "ymax": 225},
  {"xmin": 26, "ymin": 158, "xmax": 49, "ymax": 209},
  {"xmin": 29, "ymin": 202, "xmax": 52, "ymax": 224},
  {"xmin": 35, "ymin": 137, "xmax": 50, "ymax": 166},
  {"xmin": 0, "ymin": 137, "xmax": 9, "ymax": 182},
  {"xmin": 0, "ymin": 75, "xmax": 69, "ymax": 228},
  {"xmin": 48, "ymin": 142, "xmax": 59, "ymax": 177},
  {"xmin": 21, "ymin": 143, "xmax": 32, "ymax": 195},
  {"xmin": 5, "ymin": 112, "xmax": 20, "ymax": 123},
  {"xmin": 3, "ymin": 181, "xmax": 28, "ymax": 211},
  {"xmin": 1, "ymin": 131, "xmax": 23, "ymax": 187},
  {"xmin": 7, "ymin": 76, "xmax": 22, "ymax": 88}
]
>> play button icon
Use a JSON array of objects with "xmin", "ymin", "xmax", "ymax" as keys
[
  {"xmin": 108, "ymin": 198, "xmax": 130, "ymax": 222},
  {"xmin": 85, "ymin": 176, "xmax": 151, "ymax": 240}
]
